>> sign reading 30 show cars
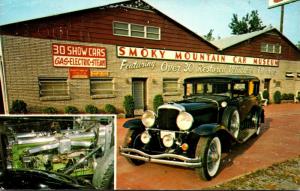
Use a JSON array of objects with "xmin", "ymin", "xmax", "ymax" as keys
[{"xmin": 52, "ymin": 43, "xmax": 107, "ymax": 68}]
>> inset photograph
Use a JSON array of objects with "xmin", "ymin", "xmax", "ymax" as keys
[{"xmin": 0, "ymin": 115, "xmax": 115, "ymax": 190}]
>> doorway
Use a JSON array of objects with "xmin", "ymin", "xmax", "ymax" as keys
[
  {"xmin": 132, "ymin": 78, "xmax": 146, "ymax": 114},
  {"xmin": 264, "ymin": 78, "xmax": 271, "ymax": 92}
]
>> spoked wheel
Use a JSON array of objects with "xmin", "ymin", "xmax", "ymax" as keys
[
  {"xmin": 195, "ymin": 136, "xmax": 222, "ymax": 181},
  {"xmin": 252, "ymin": 111, "xmax": 261, "ymax": 136},
  {"xmin": 222, "ymin": 107, "xmax": 240, "ymax": 139},
  {"xmin": 122, "ymin": 129, "xmax": 145, "ymax": 165}
]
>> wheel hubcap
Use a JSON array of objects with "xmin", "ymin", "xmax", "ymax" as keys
[
  {"xmin": 230, "ymin": 111, "xmax": 240, "ymax": 138},
  {"xmin": 207, "ymin": 137, "xmax": 221, "ymax": 177}
]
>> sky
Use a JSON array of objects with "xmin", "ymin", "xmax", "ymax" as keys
[{"xmin": 0, "ymin": 0, "xmax": 299, "ymax": 45}]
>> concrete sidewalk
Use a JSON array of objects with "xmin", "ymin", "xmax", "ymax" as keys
[{"xmin": 116, "ymin": 103, "xmax": 300, "ymax": 190}]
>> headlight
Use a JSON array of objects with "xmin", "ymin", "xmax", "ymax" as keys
[
  {"xmin": 162, "ymin": 134, "xmax": 174, "ymax": 147},
  {"xmin": 176, "ymin": 111, "xmax": 193, "ymax": 131},
  {"xmin": 142, "ymin": 110, "xmax": 156, "ymax": 128},
  {"xmin": 221, "ymin": 101, "xmax": 227, "ymax": 108},
  {"xmin": 141, "ymin": 131, "xmax": 151, "ymax": 144}
]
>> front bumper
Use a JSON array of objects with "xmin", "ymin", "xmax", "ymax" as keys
[{"xmin": 119, "ymin": 146, "xmax": 202, "ymax": 168}]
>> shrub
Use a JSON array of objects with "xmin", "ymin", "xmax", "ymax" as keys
[
  {"xmin": 287, "ymin": 93, "xmax": 295, "ymax": 100},
  {"xmin": 123, "ymin": 95, "xmax": 135, "ymax": 118},
  {"xmin": 273, "ymin": 91, "xmax": 281, "ymax": 104},
  {"xmin": 64, "ymin": 106, "xmax": 79, "ymax": 114},
  {"xmin": 153, "ymin": 94, "xmax": 164, "ymax": 112},
  {"xmin": 281, "ymin": 93, "xmax": 288, "ymax": 100},
  {"xmin": 104, "ymin": 104, "xmax": 117, "ymax": 114},
  {"xmin": 85, "ymin": 104, "xmax": 98, "ymax": 114},
  {"xmin": 43, "ymin": 107, "xmax": 58, "ymax": 114},
  {"xmin": 262, "ymin": 90, "xmax": 269, "ymax": 100},
  {"xmin": 11, "ymin": 100, "xmax": 27, "ymax": 114}
]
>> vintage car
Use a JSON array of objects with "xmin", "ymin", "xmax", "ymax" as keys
[
  {"xmin": 120, "ymin": 75, "xmax": 264, "ymax": 180},
  {"xmin": 0, "ymin": 115, "xmax": 114, "ymax": 189}
]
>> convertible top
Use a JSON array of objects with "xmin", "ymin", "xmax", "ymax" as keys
[{"xmin": 184, "ymin": 75, "xmax": 260, "ymax": 83}]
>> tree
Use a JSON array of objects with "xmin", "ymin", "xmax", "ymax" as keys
[
  {"xmin": 229, "ymin": 10, "xmax": 266, "ymax": 35},
  {"xmin": 296, "ymin": 41, "xmax": 300, "ymax": 49},
  {"xmin": 203, "ymin": 29, "xmax": 215, "ymax": 41}
]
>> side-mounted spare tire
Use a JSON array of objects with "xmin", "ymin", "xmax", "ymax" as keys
[
  {"xmin": 92, "ymin": 146, "xmax": 114, "ymax": 189},
  {"xmin": 222, "ymin": 106, "xmax": 240, "ymax": 139}
]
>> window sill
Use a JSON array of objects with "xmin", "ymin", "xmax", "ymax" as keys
[
  {"xmin": 40, "ymin": 96, "xmax": 71, "ymax": 101},
  {"xmin": 91, "ymin": 95, "xmax": 116, "ymax": 99},
  {"xmin": 163, "ymin": 92, "xmax": 181, "ymax": 96}
]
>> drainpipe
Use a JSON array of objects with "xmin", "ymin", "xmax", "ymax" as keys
[{"xmin": 0, "ymin": 36, "xmax": 9, "ymax": 115}]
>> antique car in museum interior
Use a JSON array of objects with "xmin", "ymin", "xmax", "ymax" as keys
[
  {"xmin": 120, "ymin": 75, "xmax": 264, "ymax": 180},
  {"xmin": 0, "ymin": 115, "xmax": 115, "ymax": 189}
]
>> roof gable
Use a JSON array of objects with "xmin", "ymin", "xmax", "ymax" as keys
[{"xmin": 212, "ymin": 27, "xmax": 300, "ymax": 52}]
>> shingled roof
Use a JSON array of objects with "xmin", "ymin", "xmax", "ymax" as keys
[{"xmin": 211, "ymin": 26, "xmax": 275, "ymax": 51}]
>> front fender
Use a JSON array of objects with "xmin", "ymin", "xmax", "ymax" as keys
[
  {"xmin": 191, "ymin": 123, "xmax": 223, "ymax": 136},
  {"xmin": 123, "ymin": 118, "xmax": 145, "ymax": 130}
]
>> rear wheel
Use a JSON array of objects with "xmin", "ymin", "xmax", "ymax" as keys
[
  {"xmin": 195, "ymin": 136, "xmax": 222, "ymax": 181},
  {"xmin": 122, "ymin": 129, "xmax": 145, "ymax": 165},
  {"xmin": 252, "ymin": 111, "xmax": 261, "ymax": 136},
  {"xmin": 222, "ymin": 107, "xmax": 240, "ymax": 139}
]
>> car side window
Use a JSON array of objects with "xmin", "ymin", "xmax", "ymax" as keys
[{"xmin": 233, "ymin": 83, "xmax": 247, "ymax": 97}]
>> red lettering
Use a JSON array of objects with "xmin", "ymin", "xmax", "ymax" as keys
[
  {"xmin": 129, "ymin": 48, "xmax": 137, "ymax": 57},
  {"xmin": 175, "ymin": 52, "xmax": 182, "ymax": 59},
  {"xmin": 118, "ymin": 46, "xmax": 125, "ymax": 56},
  {"xmin": 151, "ymin": 49, "xmax": 157, "ymax": 58},
  {"xmin": 159, "ymin": 50, "xmax": 165, "ymax": 58},
  {"xmin": 141, "ymin": 48, "xmax": 148, "ymax": 57},
  {"xmin": 193, "ymin": 53, "xmax": 198, "ymax": 61},
  {"xmin": 221, "ymin": 55, "xmax": 225, "ymax": 62},
  {"xmin": 184, "ymin": 52, "xmax": 190, "ymax": 60}
]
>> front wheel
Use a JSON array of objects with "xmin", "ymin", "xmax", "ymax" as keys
[{"xmin": 195, "ymin": 136, "xmax": 222, "ymax": 181}]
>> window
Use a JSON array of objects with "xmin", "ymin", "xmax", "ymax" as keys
[
  {"xmin": 39, "ymin": 78, "xmax": 69, "ymax": 97},
  {"xmin": 113, "ymin": 22, "xmax": 129, "ymax": 36},
  {"xmin": 113, "ymin": 21, "xmax": 160, "ymax": 40},
  {"xmin": 90, "ymin": 78, "xmax": 114, "ymax": 96},
  {"xmin": 261, "ymin": 43, "xmax": 281, "ymax": 54},
  {"xmin": 131, "ymin": 24, "xmax": 145, "ymax": 38},
  {"xmin": 163, "ymin": 78, "xmax": 179, "ymax": 95},
  {"xmin": 285, "ymin": 72, "xmax": 295, "ymax": 79}
]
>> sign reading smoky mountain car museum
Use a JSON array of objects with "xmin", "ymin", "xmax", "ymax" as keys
[
  {"xmin": 117, "ymin": 46, "xmax": 279, "ymax": 67},
  {"xmin": 52, "ymin": 44, "xmax": 107, "ymax": 68}
]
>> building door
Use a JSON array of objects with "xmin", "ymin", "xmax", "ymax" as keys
[
  {"xmin": 132, "ymin": 78, "xmax": 146, "ymax": 112},
  {"xmin": 264, "ymin": 78, "xmax": 271, "ymax": 92}
]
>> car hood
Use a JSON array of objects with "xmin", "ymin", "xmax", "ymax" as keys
[{"xmin": 177, "ymin": 95, "xmax": 230, "ymax": 112}]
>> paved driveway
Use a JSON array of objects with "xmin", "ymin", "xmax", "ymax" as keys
[{"xmin": 116, "ymin": 103, "xmax": 300, "ymax": 190}]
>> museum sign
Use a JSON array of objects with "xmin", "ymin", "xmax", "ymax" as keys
[{"xmin": 117, "ymin": 46, "xmax": 279, "ymax": 67}]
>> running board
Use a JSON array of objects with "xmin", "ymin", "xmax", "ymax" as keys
[{"xmin": 237, "ymin": 128, "xmax": 257, "ymax": 143}]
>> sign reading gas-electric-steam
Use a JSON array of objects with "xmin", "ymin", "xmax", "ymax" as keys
[
  {"xmin": 117, "ymin": 46, "xmax": 279, "ymax": 67},
  {"xmin": 52, "ymin": 44, "xmax": 107, "ymax": 68}
]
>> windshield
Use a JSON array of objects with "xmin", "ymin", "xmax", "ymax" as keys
[{"xmin": 185, "ymin": 82, "xmax": 231, "ymax": 96}]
